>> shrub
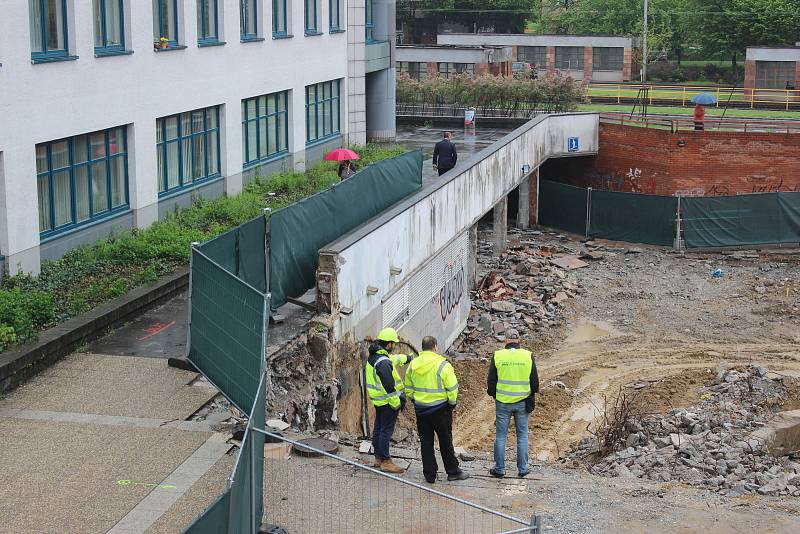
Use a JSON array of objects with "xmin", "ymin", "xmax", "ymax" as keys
[{"xmin": 0, "ymin": 288, "xmax": 55, "ymax": 344}]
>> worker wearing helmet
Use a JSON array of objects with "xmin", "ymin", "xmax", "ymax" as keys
[{"xmin": 365, "ymin": 327, "xmax": 414, "ymax": 473}]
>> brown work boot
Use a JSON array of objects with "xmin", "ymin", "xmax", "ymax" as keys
[
  {"xmin": 373, "ymin": 457, "xmax": 382, "ymax": 468},
  {"xmin": 380, "ymin": 459, "xmax": 405, "ymax": 474}
]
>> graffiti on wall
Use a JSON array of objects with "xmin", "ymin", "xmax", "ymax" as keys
[
  {"xmin": 590, "ymin": 168, "xmax": 657, "ymax": 194},
  {"xmin": 435, "ymin": 260, "xmax": 465, "ymax": 322},
  {"xmin": 749, "ymin": 177, "xmax": 799, "ymax": 193},
  {"xmin": 674, "ymin": 178, "xmax": 799, "ymax": 197}
]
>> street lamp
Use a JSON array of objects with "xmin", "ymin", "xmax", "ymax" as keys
[{"xmin": 642, "ymin": 0, "xmax": 649, "ymax": 83}]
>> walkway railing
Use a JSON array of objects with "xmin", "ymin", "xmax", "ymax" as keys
[
  {"xmin": 600, "ymin": 112, "xmax": 800, "ymax": 134},
  {"xmin": 589, "ymin": 83, "xmax": 800, "ymax": 110},
  {"xmin": 256, "ymin": 429, "xmax": 543, "ymax": 534}
]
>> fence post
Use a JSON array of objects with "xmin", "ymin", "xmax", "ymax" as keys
[
  {"xmin": 529, "ymin": 514, "xmax": 543, "ymax": 532},
  {"xmin": 585, "ymin": 187, "xmax": 592, "ymax": 240},
  {"xmin": 185, "ymin": 242, "xmax": 200, "ymax": 359},
  {"xmin": 263, "ymin": 207, "xmax": 271, "ymax": 295},
  {"xmin": 250, "ymin": 427, "xmax": 257, "ymax": 534},
  {"xmin": 675, "ymin": 196, "xmax": 682, "ymax": 251}
]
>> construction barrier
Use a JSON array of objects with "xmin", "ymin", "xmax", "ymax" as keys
[
  {"xmin": 539, "ymin": 180, "xmax": 800, "ymax": 248},
  {"xmin": 270, "ymin": 149, "xmax": 423, "ymax": 308}
]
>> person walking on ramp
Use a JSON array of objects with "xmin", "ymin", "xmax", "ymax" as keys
[
  {"xmin": 404, "ymin": 336, "xmax": 469, "ymax": 483},
  {"xmin": 487, "ymin": 330, "xmax": 539, "ymax": 478}
]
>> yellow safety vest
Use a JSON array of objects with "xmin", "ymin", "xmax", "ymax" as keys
[
  {"xmin": 404, "ymin": 351, "xmax": 459, "ymax": 409},
  {"xmin": 365, "ymin": 349, "xmax": 408, "ymax": 409},
  {"xmin": 494, "ymin": 348, "xmax": 533, "ymax": 404}
]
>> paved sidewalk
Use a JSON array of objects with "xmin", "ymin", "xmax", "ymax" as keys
[{"xmin": 0, "ymin": 352, "xmax": 231, "ymax": 534}]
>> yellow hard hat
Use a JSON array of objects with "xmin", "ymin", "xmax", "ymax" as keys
[{"xmin": 376, "ymin": 327, "xmax": 400, "ymax": 343}]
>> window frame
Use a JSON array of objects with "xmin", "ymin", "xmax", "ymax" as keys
[
  {"xmin": 517, "ymin": 46, "xmax": 546, "ymax": 68},
  {"xmin": 240, "ymin": 0, "xmax": 259, "ymax": 40},
  {"xmin": 242, "ymin": 91, "xmax": 290, "ymax": 168},
  {"xmin": 272, "ymin": 0, "xmax": 287, "ymax": 37},
  {"xmin": 37, "ymin": 127, "xmax": 130, "ymax": 239},
  {"xmin": 329, "ymin": 0, "xmax": 341, "ymax": 32},
  {"xmin": 304, "ymin": 0, "xmax": 319, "ymax": 35},
  {"xmin": 592, "ymin": 47, "xmax": 624, "ymax": 72},
  {"xmin": 305, "ymin": 80, "xmax": 341, "ymax": 145},
  {"xmin": 153, "ymin": 0, "xmax": 180, "ymax": 47},
  {"xmin": 156, "ymin": 107, "xmax": 222, "ymax": 197},
  {"xmin": 555, "ymin": 46, "xmax": 584, "ymax": 70},
  {"xmin": 365, "ymin": 0, "xmax": 374, "ymax": 41},
  {"xmin": 29, "ymin": 0, "xmax": 71, "ymax": 60},
  {"xmin": 196, "ymin": 0, "xmax": 220, "ymax": 45},
  {"xmin": 93, "ymin": 0, "xmax": 126, "ymax": 54}
]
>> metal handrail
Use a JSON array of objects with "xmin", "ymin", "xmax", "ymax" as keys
[
  {"xmin": 589, "ymin": 83, "xmax": 800, "ymax": 110},
  {"xmin": 255, "ymin": 428, "xmax": 540, "ymax": 531},
  {"xmin": 599, "ymin": 112, "xmax": 800, "ymax": 134}
]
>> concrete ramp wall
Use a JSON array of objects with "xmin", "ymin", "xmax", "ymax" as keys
[{"xmin": 318, "ymin": 113, "xmax": 599, "ymax": 349}]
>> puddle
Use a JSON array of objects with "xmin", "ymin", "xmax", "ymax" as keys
[{"xmin": 564, "ymin": 320, "xmax": 614, "ymax": 345}]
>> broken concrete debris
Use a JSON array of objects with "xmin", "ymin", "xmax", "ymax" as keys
[{"xmin": 568, "ymin": 365, "xmax": 800, "ymax": 497}]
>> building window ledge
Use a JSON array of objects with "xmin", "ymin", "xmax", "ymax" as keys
[
  {"xmin": 198, "ymin": 39, "xmax": 226, "ymax": 48},
  {"xmin": 31, "ymin": 54, "xmax": 79, "ymax": 64},
  {"xmin": 154, "ymin": 45, "xmax": 188, "ymax": 52},
  {"xmin": 241, "ymin": 36, "xmax": 265, "ymax": 43},
  {"xmin": 94, "ymin": 48, "xmax": 134, "ymax": 58},
  {"xmin": 39, "ymin": 207, "xmax": 131, "ymax": 243},
  {"xmin": 306, "ymin": 133, "xmax": 342, "ymax": 148},
  {"xmin": 304, "ymin": 31, "xmax": 323, "ymax": 37},
  {"xmin": 243, "ymin": 151, "xmax": 290, "ymax": 171},
  {"xmin": 329, "ymin": 28, "xmax": 345, "ymax": 34},
  {"xmin": 272, "ymin": 33, "xmax": 294, "ymax": 40},
  {"xmin": 157, "ymin": 174, "xmax": 223, "ymax": 200}
]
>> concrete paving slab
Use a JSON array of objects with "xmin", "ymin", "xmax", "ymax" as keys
[{"xmin": 0, "ymin": 418, "xmax": 210, "ymax": 534}]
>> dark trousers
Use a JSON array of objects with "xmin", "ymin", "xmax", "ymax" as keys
[
  {"xmin": 372, "ymin": 405, "xmax": 398, "ymax": 460},
  {"xmin": 416, "ymin": 406, "xmax": 460, "ymax": 480},
  {"xmin": 437, "ymin": 166, "xmax": 453, "ymax": 176}
]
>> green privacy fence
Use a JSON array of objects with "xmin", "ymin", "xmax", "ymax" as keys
[
  {"xmin": 538, "ymin": 180, "xmax": 800, "ymax": 248},
  {"xmin": 682, "ymin": 192, "xmax": 800, "ymax": 248},
  {"xmin": 270, "ymin": 149, "xmax": 423, "ymax": 308},
  {"xmin": 199, "ymin": 214, "xmax": 268, "ymax": 293}
]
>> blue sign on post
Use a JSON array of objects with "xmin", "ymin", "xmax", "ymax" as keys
[{"xmin": 568, "ymin": 137, "xmax": 579, "ymax": 152}]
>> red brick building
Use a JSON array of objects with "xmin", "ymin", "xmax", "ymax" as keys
[
  {"xmin": 744, "ymin": 46, "xmax": 800, "ymax": 97},
  {"xmin": 395, "ymin": 44, "xmax": 513, "ymax": 80}
]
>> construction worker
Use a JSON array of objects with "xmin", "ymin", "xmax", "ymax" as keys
[
  {"xmin": 487, "ymin": 330, "xmax": 539, "ymax": 478},
  {"xmin": 404, "ymin": 336, "xmax": 469, "ymax": 483},
  {"xmin": 366, "ymin": 327, "xmax": 413, "ymax": 474}
]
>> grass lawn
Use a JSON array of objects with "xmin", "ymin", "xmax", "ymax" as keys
[
  {"xmin": 579, "ymin": 103, "xmax": 800, "ymax": 119},
  {"xmin": 587, "ymin": 84, "xmax": 797, "ymax": 106}
]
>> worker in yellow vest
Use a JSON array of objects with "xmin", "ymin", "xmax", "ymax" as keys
[
  {"xmin": 487, "ymin": 330, "xmax": 539, "ymax": 478},
  {"xmin": 404, "ymin": 336, "xmax": 469, "ymax": 484},
  {"xmin": 365, "ymin": 327, "xmax": 413, "ymax": 474}
]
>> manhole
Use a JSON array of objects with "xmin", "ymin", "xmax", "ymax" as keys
[{"xmin": 291, "ymin": 438, "xmax": 339, "ymax": 457}]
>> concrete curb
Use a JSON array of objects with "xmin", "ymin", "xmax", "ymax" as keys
[{"xmin": 0, "ymin": 268, "xmax": 189, "ymax": 395}]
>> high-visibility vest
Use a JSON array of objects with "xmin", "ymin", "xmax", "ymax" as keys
[
  {"xmin": 365, "ymin": 349, "xmax": 408, "ymax": 409},
  {"xmin": 404, "ymin": 351, "xmax": 458, "ymax": 409},
  {"xmin": 493, "ymin": 348, "xmax": 533, "ymax": 404}
]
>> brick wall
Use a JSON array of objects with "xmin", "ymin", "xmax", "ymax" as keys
[
  {"xmin": 623, "ymin": 48, "xmax": 633, "ymax": 81},
  {"xmin": 744, "ymin": 60, "xmax": 756, "ymax": 95},
  {"xmin": 583, "ymin": 46, "xmax": 593, "ymax": 81},
  {"xmin": 540, "ymin": 123, "xmax": 800, "ymax": 197},
  {"xmin": 546, "ymin": 46, "xmax": 555, "ymax": 73}
]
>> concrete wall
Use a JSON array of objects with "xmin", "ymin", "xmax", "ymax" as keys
[
  {"xmin": 438, "ymin": 33, "xmax": 633, "ymax": 48},
  {"xmin": 541, "ymin": 122, "xmax": 800, "ymax": 196},
  {"xmin": 318, "ymin": 113, "xmax": 599, "ymax": 349},
  {"xmin": 0, "ymin": 0, "xmax": 361, "ymax": 274},
  {"xmin": 396, "ymin": 45, "xmax": 512, "ymax": 64}
]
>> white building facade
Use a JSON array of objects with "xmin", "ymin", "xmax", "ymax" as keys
[{"xmin": 0, "ymin": 0, "xmax": 395, "ymax": 274}]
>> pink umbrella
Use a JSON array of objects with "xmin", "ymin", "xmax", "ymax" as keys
[{"xmin": 324, "ymin": 148, "xmax": 360, "ymax": 162}]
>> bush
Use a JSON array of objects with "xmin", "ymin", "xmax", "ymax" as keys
[
  {"xmin": 0, "ymin": 143, "xmax": 406, "ymax": 350},
  {"xmin": 647, "ymin": 62, "xmax": 744, "ymax": 85}
]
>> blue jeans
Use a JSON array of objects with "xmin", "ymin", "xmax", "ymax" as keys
[
  {"xmin": 493, "ymin": 400, "xmax": 529, "ymax": 475},
  {"xmin": 372, "ymin": 405, "xmax": 398, "ymax": 461}
]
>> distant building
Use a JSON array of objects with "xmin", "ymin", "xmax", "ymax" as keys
[
  {"xmin": 396, "ymin": 44, "xmax": 512, "ymax": 79},
  {"xmin": 437, "ymin": 33, "xmax": 636, "ymax": 83},
  {"xmin": 745, "ymin": 47, "xmax": 800, "ymax": 90},
  {"xmin": 0, "ymin": 0, "xmax": 396, "ymax": 274}
]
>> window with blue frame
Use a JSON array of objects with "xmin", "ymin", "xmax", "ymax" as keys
[
  {"xmin": 37, "ymin": 127, "xmax": 129, "ymax": 237},
  {"xmin": 93, "ymin": 0, "xmax": 125, "ymax": 53},
  {"xmin": 240, "ymin": 0, "xmax": 258, "ymax": 40},
  {"xmin": 329, "ymin": 0, "xmax": 341, "ymax": 31},
  {"xmin": 304, "ymin": 0, "xmax": 318, "ymax": 35},
  {"xmin": 152, "ymin": 0, "xmax": 179, "ymax": 46},
  {"xmin": 156, "ymin": 107, "xmax": 221, "ymax": 195},
  {"xmin": 29, "ymin": 0, "xmax": 70, "ymax": 59},
  {"xmin": 196, "ymin": 0, "xmax": 219, "ymax": 44},
  {"xmin": 305, "ymin": 80, "xmax": 340, "ymax": 144},
  {"xmin": 242, "ymin": 91, "xmax": 289, "ymax": 167},
  {"xmin": 365, "ymin": 0, "xmax": 373, "ymax": 41},
  {"xmin": 272, "ymin": 0, "xmax": 287, "ymax": 36}
]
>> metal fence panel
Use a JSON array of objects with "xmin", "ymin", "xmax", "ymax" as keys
[
  {"xmin": 199, "ymin": 215, "xmax": 267, "ymax": 293},
  {"xmin": 682, "ymin": 193, "xmax": 784, "ymax": 248},
  {"xmin": 229, "ymin": 374, "xmax": 266, "ymax": 533},
  {"xmin": 269, "ymin": 150, "xmax": 424, "ymax": 308},
  {"xmin": 538, "ymin": 180, "xmax": 588, "ymax": 237},
  {"xmin": 590, "ymin": 189, "xmax": 677, "ymax": 246},
  {"xmin": 181, "ymin": 490, "xmax": 231, "ymax": 534},
  {"xmin": 187, "ymin": 250, "xmax": 267, "ymax": 414},
  {"xmin": 778, "ymin": 191, "xmax": 800, "ymax": 243}
]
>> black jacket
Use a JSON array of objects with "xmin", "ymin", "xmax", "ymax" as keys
[
  {"xmin": 486, "ymin": 343, "xmax": 539, "ymax": 412},
  {"xmin": 433, "ymin": 139, "xmax": 457, "ymax": 169}
]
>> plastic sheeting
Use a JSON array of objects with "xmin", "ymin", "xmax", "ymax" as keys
[
  {"xmin": 538, "ymin": 180, "xmax": 588, "ymax": 237},
  {"xmin": 270, "ymin": 149, "xmax": 423, "ymax": 308},
  {"xmin": 683, "ymin": 192, "xmax": 800, "ymax": 248},
  {"xmin": 229, "ymin": 376, "xmax": 266, "ymax": 533},
  {"xmin": 590, "ymin": 190, "xmax": 678, "ymax": 246},
  {"xmin": 198, "ymin": 215, "xmax": 267, "ymax": 293},
  {"xmin": 181, "ymin": 491, "xmax": 231, "ymax": 534}
]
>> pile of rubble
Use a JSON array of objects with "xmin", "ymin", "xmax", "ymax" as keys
[
  {"xmin": 453, "ymin": 232, "xmax": 593, "ymax": 353},
  {"xmin": 569, "ymin": 365, "xmax": 800, "ymax": 497}
]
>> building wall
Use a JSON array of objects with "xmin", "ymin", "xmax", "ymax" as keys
[
  {"xmin": 0, "ymin": 0, "xmax": 392, "ymax": 274},
  {"xmin": 541, "ymin": 123, "xmax": 800, "ymax": 197},
  {"xmin": 744, "ymin": 47, "xmax": 800, "ymax": 90}
]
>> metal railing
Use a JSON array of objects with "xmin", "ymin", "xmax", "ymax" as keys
[
  {"xmin": 256, "ymin": 429, "xmax": 542, "ymax": 534},
  {"xmin": 600, "ymin": 112, "xmax": 800, "ymax": 134},
  {"xmin": 589, "ymin": 83, "xmax": 800, "ymax": 110}
]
